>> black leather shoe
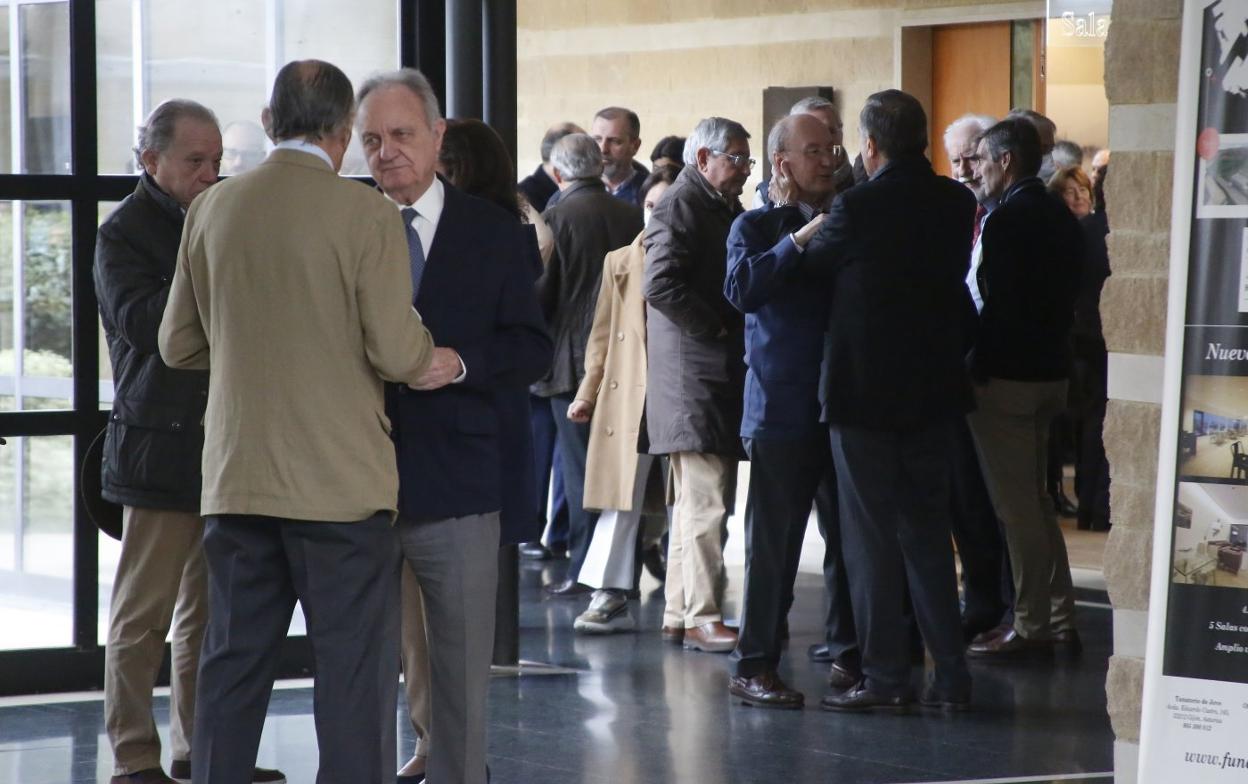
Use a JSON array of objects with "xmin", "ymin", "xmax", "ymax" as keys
[
  {"xmin": 1054, "ymin": 628, "xmax": 1084, "ymax": 658},
  {"xmin": 518, "ymin": 541, "xmax": 551, "ymax": 560},
  {"xmin": 544, "ymin": 578, "xmax": 592, "ymax": 598},
  {"xmin": 820, "ymin": 682, "xmax": 911, "ymax": 713},
  {"xmin": 827, "ymin": 660, "xmax": 861, "ymax": 691},
  {"xmin": 808, "ymin": 643, "xmax": 836, "ymax": 662},
  {"xmin": 729, "ymin": 671, "xmax": 804, "ymax": 709},
  {"xmin": 919, "ymin": 684, "xmax": 971, "ymax": 713}
]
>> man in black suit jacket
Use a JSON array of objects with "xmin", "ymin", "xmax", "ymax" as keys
[
  {"xmin": 803, "ymin": 90, "xmax": 974, "ymax": 712},
  {"xmin": 358, "ymin": 70, "xmax": 552, "ymax": 784},
  {"xmin": 966, "ymin": 118, "xmax": 1083, "ymax": 658}
]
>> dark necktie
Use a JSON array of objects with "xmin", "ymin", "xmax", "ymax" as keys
[
  {"xmin": 400, "ymin": 207, "xmax": 426, "ymax": 298},
  {"xmin": 971, "ymin": 203, "xmax": 988, "ymax": 247}
]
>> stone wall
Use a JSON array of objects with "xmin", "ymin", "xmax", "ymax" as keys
[
  {"xmin": 515, "ymin": 0, "xmax": 1039, "ymax": 186},
  {"xmin": 1100, "ymin": 1, "xmax": 1182, "ymax": 781}
]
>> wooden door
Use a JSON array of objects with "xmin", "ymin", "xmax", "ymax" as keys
[{"xmin": 930, "ymin": 22, "xmax": 1012, "ymax": 177}]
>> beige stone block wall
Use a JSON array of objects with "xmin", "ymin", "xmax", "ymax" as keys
[
  {"xmin": 1100, "ymin": 0, "xmax": 1181, "ymax": 778},
  {"xmin": 515, "ymin": 0, "xmax": 1037, "ymax": 185}
]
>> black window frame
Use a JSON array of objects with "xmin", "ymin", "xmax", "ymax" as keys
[{"xmin": 0, "ymin": 0, "xmax": 448, "ymax": 695}]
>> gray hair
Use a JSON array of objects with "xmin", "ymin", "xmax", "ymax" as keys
[
  {"xmin": 1051, "ymin": 139, "xmax": 1083, "ymax": 169},
  {"xmin": 684, "ymin": 117, "xmax": 750, "ymax": 167},
  {"xmin": 767, "ymin": 114, "xmax": 804, "ymax": 157},
  {"xmin": 134, "ymin": 99, "xmax": 219, "ymax": 169},
  {"xmin": 356, "ymin": 68, "xmax": 443, "ymax": 129},
  {"xmin": 540, "ymin": 122, "xmax": 582, "ymax": 163},
  {"xmin": 790, "ymin": 96, "xmax": 835, "ymax": 115},
  {"xmin": 267, "ymin": 59, "xmax": 355, "ymax": 142},
  {"xmin": 594, "ymin": 106, "xmax": 641, "ymax": 139},
  {"xmin": 942, "ymin": 113, "xmax": 995, "ymax": 155},
  {"xmin": 550, "ymin": 133, "xmax": 603, "ymax": 181}
]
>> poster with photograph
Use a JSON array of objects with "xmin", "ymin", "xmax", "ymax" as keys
[{"xmin": 1139, "ymin": 2, "xmax": 1248, "ymax": 780}]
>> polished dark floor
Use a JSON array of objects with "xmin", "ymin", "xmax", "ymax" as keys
[{"xmin": 0, "ymin": 560, "xmax": 1114, "ymax": 784}]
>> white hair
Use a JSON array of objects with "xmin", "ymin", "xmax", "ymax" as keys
[
  {"xmin": 790, "ymin": 96, "xmax": 835, "ymax": 115},
  {"xmin": 550, "ymin": 133, "xmax": 603, "ymax": 180},
  {"xmin": 942, "ymin": 113, "xmax": 995, "ymax": 155},
  {"xmin": 684, "ymin": 117, "xmax": 750, "ymax": 167},
  {"xmin": 357, "ymin": 68, "xmax": 443, "ymax": 129}
]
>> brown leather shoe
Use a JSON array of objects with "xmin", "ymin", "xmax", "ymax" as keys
[
  {"xmin": 661, "ymin": 625, "xmax": 685, "ymax": 644},
  {"xmin": 820, "ymin": 681, "xmax": 912, "ymax": 713},
  {"xmin": 682, "ymin": 621, "xmax": 738, "ymax": 653},
  {"xmin": 967, "ymin": 628, "xmax": 1053, "ymax": 659},
  {"xmin": 729, "ymin": 671, "xmax": 804, "ymax": 709}
]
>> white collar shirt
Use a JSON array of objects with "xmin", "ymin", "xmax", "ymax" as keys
[
  {"xmin": 274, "ymin": 138, "xmax": 334, "ymax": 170},
  {"xmin": 396, "ymin": 177, "xmax": 445, "ymax": 258}
]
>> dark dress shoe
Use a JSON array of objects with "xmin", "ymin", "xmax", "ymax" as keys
[
  {"xmin": 808, "ymin": 643, "xmax": 836, "ymax": 662},
  {"xmin": 518, "ymin": 541, "xmax": 552, "ymax": 560},
  {"xmin": 642, "ymin": 543, "xmax": 667, "ymax": 581},
  {"xmin": 967, "ymin": 628, "xmax": 1053, "ymax": 659},
  {"xmin": 661, "ymin": 625, "xmax": 684, "ymax": 644},
  {"xmin": 919, "ymin": 684, "xmax": 971, "ymax": 713},
  {"xmin": 396, "ymin": 774, "xmax": 425, "ymax": 784},
  {"xmin": 549, "ymin": 542, "xmax": 569, "ymax": 558},
  {"xmin": 827, "ymin": 660, "xmax": 861, "ymax": 691},
  {"xmin": 682, "ymin": 621, "xmax": 738, "ymax": 653},
  {"xmin": 111, "ymin": 770, "xmax": 177, "ymax": 784},
  {"xmin": 729, "ymin": 671, "xmax": 804, "ymax": 709},
  {"xmin": 168, "ymin": 760, "xmax": 285, "ymax": 783},
  {"xmin": 1052, "ymin": 492, "xmax": 1079, "ymax": 518},
  {"xmin": 544, "ymin": 578, "xmax": 592, "ymax": 598},
  {"xmin": 1054, "ymin": 628, "xmax": 1084, "ymax": 657},
  {"xmin": 968, "ymin": 622, "xmax": 1012, "ymax": 646},
  {"xmin": 820, "ymin": 682, "xmax": 911, "ymax": 713}
]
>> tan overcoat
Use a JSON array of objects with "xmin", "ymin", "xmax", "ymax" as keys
[
  {"xmin": 159, "ymin": 150, "xmax": 434, "ymax": 522},
  {"xmin": 574, "ymin": 232, "xmax": 661, "ymax": 513}
]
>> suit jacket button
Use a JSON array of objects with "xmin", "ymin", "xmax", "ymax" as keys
[
  {"xmin": 616, "ymin": 331, "xmax": 625, "ymax": 342},
  {"xmin": 606, "ymin": 426, "xmax": 614, "ymax": 436},
  {"xmin": 609, "ymin": 380, "xmax": 619, "ymax": 389}
]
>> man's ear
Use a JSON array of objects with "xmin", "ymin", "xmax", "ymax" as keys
[
  {"xmin": 260, "ymin": 106, "xmax": 274, "ymax": 141},
  {"xmin": 696, "ymin": 147, "xmax": 711, "ymax": 171},
  {"xmin": 140, "ymin": 148, "xmax": 159, "ymax": 176},
  {"xmin": 1000, "ymin": 149, "xmax": 1013, "ymax": 174}
]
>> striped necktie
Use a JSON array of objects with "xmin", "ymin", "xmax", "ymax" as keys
[{"xmin": 400, "ymin": 207, "xmax": 426, "ymax": 298}]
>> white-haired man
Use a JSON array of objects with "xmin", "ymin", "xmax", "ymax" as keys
[{"xmin": 644, "ymin": 117, "xmax": 751, "ymax": 652}]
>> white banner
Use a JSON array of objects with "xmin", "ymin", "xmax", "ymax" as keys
[{"xmin": 1139, "ymin": 2, "xmax": 1248, "ymax": 780}]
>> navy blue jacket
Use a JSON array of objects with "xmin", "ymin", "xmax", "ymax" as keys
[
  {"xmin": 724, "ymin": 204, "xmax": 827, "ymax": 440},
  {"xmin": 387, "ymin": 181, "xmax": 553, "ymax": 538},
  {"xmin": 972, "ymin": 177, "xmax": 1083, "ymax": 382},
  {"xmin": 803, "ymin": 156, "xmax": 977, "ymax": 430}
]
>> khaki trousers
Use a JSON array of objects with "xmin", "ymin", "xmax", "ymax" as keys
[
  {"xmin": 663, "ymin": 452, "xmax": 736, "ymax": 628},
  {"xmin": 967, "ymin": 378, "xmax": 1076, "ymax": 640},
  {"xmin": 105, "ymin": 506, "xmax": 207, "ymax": 775},
  {"xmin": 400, "ymin": 561, "xmax": 433, "ymax": 758}
]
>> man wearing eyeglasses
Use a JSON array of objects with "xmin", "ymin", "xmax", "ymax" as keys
[
  {"xmin": 643, "ymin": 116, "xmax": 750, "ymax": 653},
  {"xmin": 723, "ymin": 113, "xmax": 858, "ymax": 708},
  {"xmin": 753, "ymin": 96, "xmax": 853, "ymax": 209}
]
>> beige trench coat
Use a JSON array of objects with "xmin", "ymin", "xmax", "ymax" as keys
[{"xmin": 574, "ymin": 232, "xmax": 662, "ymax": 514}]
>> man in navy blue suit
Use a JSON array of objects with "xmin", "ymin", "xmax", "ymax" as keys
[
  {"xmin": 803, "ymin": 90, "xmax": 974, "ymax": 713},
  {"xmin": 357, "ymin": 69, "xmax": 552, "ymax": 784},
  {"xmin": 724, "ymin": 113, "xmax": 858, "ymax": 709}
]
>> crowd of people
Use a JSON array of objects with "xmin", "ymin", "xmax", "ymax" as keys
[{"xmin": 95, "ymin": 57, "xmax": 1111, "ymax": 784}]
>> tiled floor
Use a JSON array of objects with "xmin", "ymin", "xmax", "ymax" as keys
[{"xmin": 0, "ymin": 560, "xmax": 1114, "ymax": 784}]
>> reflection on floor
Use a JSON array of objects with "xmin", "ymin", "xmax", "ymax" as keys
[
  {"xmin": 1180, "ymin": 434, "xmax": 1246, "ymax": 482},
  {"xmin": 0, "ymin": 562, "xmax": 1114, "ymax": 784}
]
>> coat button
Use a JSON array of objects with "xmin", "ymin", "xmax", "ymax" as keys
[
  {"xmin": 171, "ymin": 422, "xmax": 183, "ymax": 432},
  {"xmin": 616, "ymin": 331, "xmax": 625, "ymax": 342},
  {"xmin": 112, "ymin": 413, "xmax": 119, "ymax": 420},
  {"xmin": 609, "ymin": 380, "xmax": 619, "ymax": 389},
  {"xmin": 606, "ymin": 426, "xmax": 614, "ymax": 436}
]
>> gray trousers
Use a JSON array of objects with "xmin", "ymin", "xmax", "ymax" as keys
[
  {"xmin": 192, "ymin": 512, "xmax": 400, "ymax": 784},
  {"xmin": 398, "ymin": 512, "xmax": 500, "ymax": 784}
]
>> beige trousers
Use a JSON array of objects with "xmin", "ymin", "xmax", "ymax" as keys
[
  {"xmin": 967, "ymin": 378, "xmax": 1077, "ymax": 640},
  {"xmin": 400, "ymin": 560, "xmax": 433, "ymax": 758},
  {"xmin": 105, "ymin": 506, "xmax": 207, "ymax": 775},
  {"xmin": 663, "ymin": 452, "xmax": 737, "ymax": 628}
]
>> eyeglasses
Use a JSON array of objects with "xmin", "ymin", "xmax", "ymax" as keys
[
  {"xmin": 711, "ymin": 150, "xmax": 756, "ymax": 169},
  {"xmin": 798, "ymin": 144, "xmax": 844, "ymax": 161}
]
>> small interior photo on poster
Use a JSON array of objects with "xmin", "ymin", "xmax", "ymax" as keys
[
  {"xmin": 1171, "ymin": 482, "xmax": 1248, "ymax": 589},
  {"xmin": 1197, "ymin": 133, "xmax": 1248, "ymax": 218},
  {"xmin": 1178, "ymin": 374, "xmax": 1248, "ymax": 483}
]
